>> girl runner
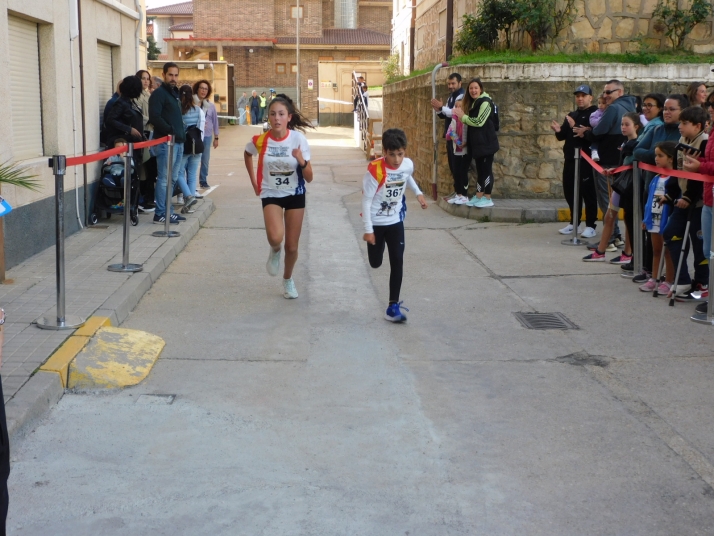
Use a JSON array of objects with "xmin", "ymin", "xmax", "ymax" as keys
[{"xmin": 244, "ymin": 94, "xmax": 313, "ymax": 299}]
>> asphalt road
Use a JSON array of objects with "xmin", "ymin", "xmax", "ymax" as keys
[{"xmin": 7, "ymin": 125, "xmax": 714, "ymax": 535}]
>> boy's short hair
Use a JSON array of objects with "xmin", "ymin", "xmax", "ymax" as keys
[
  {"xmin": 114, "ymin": 138, "xmax": 127, "ymax": 146},
  {"xmin": 382, "ymin": 129, "xmax": 407, "ymax": 152},
  {"xmin": 679, "ymin": 106, "xmax": 708, "ymax": 130}
]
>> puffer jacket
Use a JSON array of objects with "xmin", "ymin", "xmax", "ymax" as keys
[{"xmin": 698, "ymin": 132, "xmax": 714, "ymax": 207}]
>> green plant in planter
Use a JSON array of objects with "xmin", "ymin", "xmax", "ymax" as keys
[
  {"xmin": 0, "ymin": 161, "xmax": 40, "ymax": 193},
  {"xmin": 653, "ymin": 0, "xmax": 713, "ymax": 49}
]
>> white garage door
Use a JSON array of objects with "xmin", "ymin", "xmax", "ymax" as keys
[
  {"xmin": 8, "ymin": 16, "xmax": 43, "ymax": 160},
  {"xmin": 97, "ymin": 43, "xmax": 114, "ymax": 128}
]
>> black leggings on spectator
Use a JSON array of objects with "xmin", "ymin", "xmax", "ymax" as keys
[
  {"xmin": 368, "ymin": 221, "xmax": 405, "ymax": 304},
  {"xmin": 563, "ymin": 157, "xmax": 598, "ymax": 228},
  {"xmin": 452, "ymin": 153, "xmax": 472, "ymax": 196},
  {"xmin": 474, "ymin": 154, "xmax": 495, "ymax": 195}
]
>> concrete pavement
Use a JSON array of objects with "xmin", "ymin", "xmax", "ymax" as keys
[{"xmin": 6, "ymin": 124, "xmax": 714, "ymax": 535}]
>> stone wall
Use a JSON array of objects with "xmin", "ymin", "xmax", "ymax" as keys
[
  {"xmin": 413, "ymin": 0, "xmax": 714, "ymax": 70},
  {"xmin": 383, "ymin": 63, "xmax": 713, "ymax": 199}
]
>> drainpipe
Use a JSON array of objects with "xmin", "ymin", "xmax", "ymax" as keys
[
  {"xmin": 445, "ymin": 0, "xmax": 453, "ymax": 61},
  {"xmin": 77, "ymin": 0, "xmax": 89, "ymax": 226},
  {"xmin": 135, "ymin": 0, "xmax": 143, "ymax": 71},
  {"xmin": 431, "ymin": 61, "xmax": 448, "ymax": 200}
]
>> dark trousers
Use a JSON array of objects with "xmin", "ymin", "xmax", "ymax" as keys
[
  {"xmin": 473, "ymin": 154, "xmax": 495, "ymax": 195},
  {"xmin": 620, "ymin": 182, "xmax": 635, "ymax": 247},
  {"xmin": 251, "ymin": 109, "xmax": 259, "ymax": 125},
  {"xmin": 452, "ymin": 152, "xmax": 471, "ymax": 196},
  {"xmin": 368, "ymin": 221, "xmax": 405, "ymax": 304},
  {"xmin": 563, "ymin": 157, "xmax": 598, "ymax": 228},
  {"xmin": 0, "ymin": 379, "xmax": 10, "ymax": 535},
  {"xmin": 663, "ymin": 206, "xmax": 708, "ymax": 285},
  {"xmin": 141, "ymin": 156, "xmax": 157, "ymax": 206}
]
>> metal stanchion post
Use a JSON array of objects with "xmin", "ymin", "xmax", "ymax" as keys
[
  {"xmin": 632, "ymin": 161, "xmax": 642, "ymax": 275},
  {"xmin": 152, "ymin": 136, "xmax": 180, "ymax": 238},
  {"xmin": 109, "ymin": 144, "xmax": 142, "ymax": 273},
  {"xmin": 36, "ymin": 156, "xmax": 86, "ymax": 330},
  {"xmin": 562, "ymin": 148, "xmax": 584, "ymax": 246},
  {"xmin": 691, "ymin": 207, "xmax": 714, "ymax": 325}
]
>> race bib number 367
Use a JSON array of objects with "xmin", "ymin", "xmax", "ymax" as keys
[{"xmin": 383, "ymin": 180, "xmax": 405, "ymax": 201}]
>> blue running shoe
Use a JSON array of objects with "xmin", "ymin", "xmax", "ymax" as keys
[{"xmin": 385, "ymin": 302, "xmax": 408, "ymax": 323}]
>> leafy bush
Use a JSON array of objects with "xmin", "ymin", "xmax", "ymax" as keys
[
  {"xmin": 653, "ymin": 0, "xmax": 713, "ymax": 49},
  {"xmin": 381, "ymin": 54, "xmax": 402, "ymax": 84}
]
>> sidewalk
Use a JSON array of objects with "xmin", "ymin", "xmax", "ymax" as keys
[{"xmin": 1, "ymin": 196, "xmax": 214, "ymax": 436}]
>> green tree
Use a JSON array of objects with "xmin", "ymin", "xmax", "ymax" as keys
[
  {"xmin": 147, "ymin": 35, "xmax": 161, "ymax": 61},
  {"xmin": 653, "ymin": 0, "xmax": 713, "ymax": 49},
  {"xmin": 453, "ymin": 0, "xmax": 520, "ymax": 53}
]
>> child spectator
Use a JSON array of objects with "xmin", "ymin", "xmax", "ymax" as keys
[
  {"xmin": 102, "ymin": 139, "xmax": 134, "ymax": 210},
  {"xmin": 446, "ymin": 96, "xmax": 470, "ymax": 205},
  {"xmin": 663, "ymin": 105, "xmax": 709, "ymax": 299},
  {"xmin": 583, "ymin": 112, "xmax": 642, "ymax": 263},
  {"xmin": 362, "ymin": 128, "xmax": 428, "ymax": 322},
  {"xmin": 640, "ymin": 141, "xmax": 679, "ymax": 293},
  {"xmin": 588, "ymin": 94, "xmax": 608, "ymax": 161}
]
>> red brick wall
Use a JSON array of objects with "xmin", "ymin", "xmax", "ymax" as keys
[
  {"xmin": 359, "ymin": 6, "xmax": 392, "ymax": 35},
  {"xmin": 194, "ymin": 0, "xmax": 275, "ymax": 38},
  {"xmin": 322, "ymin": 0, "xmax": 334, "ymax": 27},
  {"xmin": 274, "ymin": 0, "xmax": 323, "ymax": 37}
]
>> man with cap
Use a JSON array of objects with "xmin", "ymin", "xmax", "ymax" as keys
[{"xmin": 551, "ymin": 84, "xmax": 599, "ymax": 236}]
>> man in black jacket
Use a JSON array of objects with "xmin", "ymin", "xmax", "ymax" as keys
[
  {"xmin": 431, "ymin": 73, "xmax": 464, "ymax": 197},
  {"xmin": 551, "ymin": 84, "xmax": 598, "ymax": 235},
  {"xmin": 148, "ymin": 62, "xmax": 185, "ymax": 224}
]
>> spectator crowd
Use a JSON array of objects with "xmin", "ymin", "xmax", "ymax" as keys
[{"xmin": 433, "ymin": 73, "xmax": 714, "ymax": 314}]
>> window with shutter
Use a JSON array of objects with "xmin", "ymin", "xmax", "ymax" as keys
[
  {"xmin": 8, "ymin": 16, "xmax": 43, "ymax": 160},
  {"xmin": 97, "ymin": 43, "xmax": 114, "ymax": 131}
]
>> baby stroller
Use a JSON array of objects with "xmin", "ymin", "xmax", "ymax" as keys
[{"xmin": 89, "ymin": 156, "xmax": 139, "ymax": 226}]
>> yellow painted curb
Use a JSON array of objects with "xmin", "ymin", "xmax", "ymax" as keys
[
  {"xmin": 557, "ymin": 208, "xmax": 625, "ymax": 222},
  {"xmin": 67, "ymin": 327, "xmax": 165, "ymax": 390},
  {"xmin": 39, "ymin": 316, "xmax": 113, "ymax": 388}
]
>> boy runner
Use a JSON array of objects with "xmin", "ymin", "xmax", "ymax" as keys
[{"xmin": 362, "ymin": 129, "xmax": 427, "ymax": 322}]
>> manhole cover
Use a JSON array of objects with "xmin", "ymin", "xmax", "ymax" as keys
[
  {"xmin": 513, "ymin": 312, "xmax": 579, "ymax": 330},
  {"xmin": 136, "ymin": 394, "xmax": 176, "ymax": 405}
]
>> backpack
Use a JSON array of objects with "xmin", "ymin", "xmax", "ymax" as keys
[
  {"xmin": 491, "ymin": 102, "xmax": 500, "ymax": 132},
  {"xmin": 184, "ymin": 126, "xmax": 204, "ymax": 155}
]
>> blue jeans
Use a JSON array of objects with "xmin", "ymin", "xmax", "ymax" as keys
[
  {"xmin": 239, "ymin": 109, "xmax": 247, "ymax": 125},
  {"xmin": 155, "ymin": 141, "xmax": 184, "ymax": 217},
  {"xmin": 251, "ymin": 109, "xmax": 259, "ymax": 125},
  {"xmin": 200, "ymin": 136, "xmax": 212, "ymax": 186},
  {"xmin": 703, "ymin": 205, "xmax": 712, "ymax": 264},
  {"xmin": 180, "ymin": 152, "xmax": 201, "ymax": 197}
]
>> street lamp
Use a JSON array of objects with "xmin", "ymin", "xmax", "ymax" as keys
[{"xmin": 295, "ymin": 0, "xmax": 300, "ymax": 107}]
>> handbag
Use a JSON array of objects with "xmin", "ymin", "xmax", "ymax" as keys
[
  {"xmin": 611, "ymin": 168, "xmax": 633, "ymax": 195},
  {"xmin": 184, "ymin": 126, "xmax": 204, "ymax": 155}
]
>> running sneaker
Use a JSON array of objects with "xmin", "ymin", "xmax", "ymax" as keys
[
  {"xmin": 695, "ymin": 301, "xmax": 709, "ymax": 314},
  {"xmin": 283, "ymin": 277, "xmax": 298, "ymax": 299},
  {"xmin": 479, "ymin": 197, "xmax": 494, "ymax": 207},
  {"xmin": 613, "ymin": 237, "xmax": 625, "ymax": 248},
  {"xmin": 448, "ymin": 195, "xmax": 468, "ymax": 205},
  {"xmin": 591, "ymin": 148, "xmax": 600, "ymax": 162},
  {"xmin": 385, "ymin": 301, "xmax": 409, "ymax": 323},
  {"xmin": 153, "ymin": 214, "xmax": 180, "ymax": 225},
  {"xmin": 675, "ymin": 284, "xmax": 708, "ymax": 302},
  {"xmin": 177, "ymin": 194, "xmax": 184, "ymax": 204},
  {"xmin": 266, "ymin": 247, "xmax": 281, "ymax": 276},
  {"xmin": 582, "ymin": 250, "xmax": 605, "ymax": 262},
  {"xmin": 173, "ymin": 214, "xmax": 185, "ymax": 222},
  {"xmin": 639, "ymin": 278, "xmax": 657, "ymax": 292},
  {"xmin": 658, "ymin": 281, "xmax": 672, "ymax": 295},
  {"xmin": 620, "ymin": 261, "xmax": 634, "ymax": 271},
  {"xmin": 580, "ymin": 227, "xmax": 597, "ymax": 239},
  {"xmin": 610, "ymin": 253, "xmax": 632, "ymax": 265},
  {"xmin": 605, "ymin": 243, "xmax": 618, "ymax": 252},
  {"xmin": 633, "ymin": 271, "xmax": 651, "ymax": 284},
  {"xmin": 559, "ymin": 224, "xmax": 574, "ymax": 235},
  {"xmin": 466, "ymin": 196, "xmax": 481, "ymax": 207},
  {"xmin": 200, "ymin": 183, "xmax": 210, "ymax": 189}
]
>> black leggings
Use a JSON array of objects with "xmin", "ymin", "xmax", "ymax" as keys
[
  {"xmin": 368, "ymin": 221, "xmax": 405, "ymax": 304},
  {"xmin": 473, "ymin": 154, "xmax": 495, "ymax": 196},
  {"xmin": 452, "ymin": 153, "xmax": 472, "ymax": 196}
]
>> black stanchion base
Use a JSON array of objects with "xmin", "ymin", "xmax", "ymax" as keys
[
  {"xmin": 691, "ymin": 313, "xmax": 714, "ymax": 325},
  {"xmin": 36, "ymin": 315, "xmax": 85, "ymax": 330},
  {"xmin": 561, "ymin": 237, "xmax": 587, "ymax": 246},
  {"xmin": 108, "ymin": 263, "xmax": 143, "ymax": 273},
  {"xmin": 152, "ymin": 230, "xmax": 180, "ymax": 238}
]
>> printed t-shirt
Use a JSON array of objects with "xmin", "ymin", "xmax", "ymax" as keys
[
  {"xmin": 245, "ymin": 130, "xmax": 311, "ymax": 198},
  {"xmin": 650, "ymin": 175, "xmax": 667, "ymax": 233},
  {"xmin": 361, "ymin": 157, "xmax": 423, "ymax": 233}
]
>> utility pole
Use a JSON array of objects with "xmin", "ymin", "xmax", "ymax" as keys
[{"xmin": 296, "ymin": 0, "xmax": 301, "ymax": 107}]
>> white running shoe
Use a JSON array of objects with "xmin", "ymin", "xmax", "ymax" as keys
[
  {"xmin": 452, "ymin": 195, "xmax": 469, "ymax": 205},
  {"xmin": 266, "ymin": 247, "xmax": 281, "ymax": 276},
  {"xmin": 177, "ymin": 194, "xmax": 184, "ymax": 204},
  {"xmin": 591, "ymin": 149, "xmax": 600, "ymax": 162},
  {"xmin": 283, "ymin": 277, "xmax": 298, "ymax": 299},
  {"xmin": 580, "ymin": 226, "xmax": 597, "ymax": 238},
  {"xmin": 559, "ymin": 224, "xmax": 574, "ymax": 235}
]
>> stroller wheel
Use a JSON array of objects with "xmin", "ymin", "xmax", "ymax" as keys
[
  {"xmin": 131, "ymin": 214, "xmax": 139, "ymax": 226},
  {"xmin": 89, "ymin": 213, "xmax": 99, "ymax": 225}
]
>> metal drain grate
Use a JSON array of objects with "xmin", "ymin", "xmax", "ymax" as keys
[{"xmin": 514, "ymin": 312, "xmax": 579, "ymax": 330}]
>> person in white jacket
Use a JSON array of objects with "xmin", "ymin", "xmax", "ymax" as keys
[{"xmin": 362, "ymin": 128, "xmax": 427, "ymax": 323}]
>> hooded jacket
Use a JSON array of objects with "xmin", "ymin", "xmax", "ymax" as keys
[
  {"xmin": 585, "ymin": 94, "xmax": 637, "ymax": 166},
  {"xmin": 462, "ymin": 92, "xmax": 499, "ymax": 158}
]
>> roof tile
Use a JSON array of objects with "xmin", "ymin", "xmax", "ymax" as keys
[
  {"xmin": 277, "ymin": 28, "xmax": 389, "ymax": 46},
  {"xmin": 147, "ymin": 1, "xmax": 193, "ymax": 16}
]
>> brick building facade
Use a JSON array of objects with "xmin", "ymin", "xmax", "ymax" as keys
[{"xmin": 162, "ymin": 0, "xmax": 392, "ymax": 119}]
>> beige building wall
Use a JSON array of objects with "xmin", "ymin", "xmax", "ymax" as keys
[
  {"xmin": 0, "ymin": 0, "xmax": 144, "ymax": 266},
  {"xmin": 148, "ymin": 61, "xmax": 230, "ymax": 114},
  {"xmin": 412, "ymin": 0, "xmax": 714, "ymax": 70}
]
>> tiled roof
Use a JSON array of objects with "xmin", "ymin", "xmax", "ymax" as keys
[
  {"xmin": 170, "ymin": 21, "xmax": 194, "ymax": 31},
  {"xmin": 147, "ymin": 1, "xmax": 192, "ymax": 15},
  {"xmin": 277, "ymin": 28, "xmax": 390, "ymax": 46}
]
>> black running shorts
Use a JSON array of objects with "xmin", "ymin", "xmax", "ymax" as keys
[{"xmin": 261, "ymin": 194, "xmax": 306, "ymax": 211}]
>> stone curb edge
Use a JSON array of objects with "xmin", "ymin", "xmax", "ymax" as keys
[{"xmin": 5, "ymin": 198, "xmax": 215, "ymax": 440}]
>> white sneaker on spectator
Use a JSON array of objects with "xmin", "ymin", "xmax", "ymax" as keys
[
  {"xmin": 591, "ymin": 149, "xmax": 600, "ymax": 162},
  {"xmin": 559, "ymin": 224, "xmax": 574, "ymax": 235},
  {"xmin": 605, "ymin": 243, "xmax": 617, "ymax": 252},
  {"xmin": 177, "ymin": 194, "xmax": 184, "ymax": 204},
  {"xmin": 580, "ymin": 226, "xmax": 596, "ymax": 239},
  {"xmin": 452, "ymin": 195, "xmax": 469, "ymax": 205}
]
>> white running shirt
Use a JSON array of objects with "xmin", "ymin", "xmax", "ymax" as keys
[
  {"xmin": 361, "ymin": 157, "xmax": 423, "ymax": 233},
  {"xmin": 245, "ymin": 130, "xmax": 311, "ymax": 198}
]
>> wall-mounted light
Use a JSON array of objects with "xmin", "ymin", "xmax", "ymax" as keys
[{"xmin": 249, "ymin": 49, "xmax": 254, "ymax": 53}]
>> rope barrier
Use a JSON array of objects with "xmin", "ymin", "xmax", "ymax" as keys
[
  {"xmin": 579, "ymin": 150, "xmax": 632, "ymax": 175},
  {"xmin": 65, "ymin": 136, "xmax": 170, "ymax": 167},
  {"xmin": 638, "ymin": 162, "xmax": 714, "ymax": 184},
  {"xmin": 134, "ymin": 136, "xmax": 170, "ymax": 149}
]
